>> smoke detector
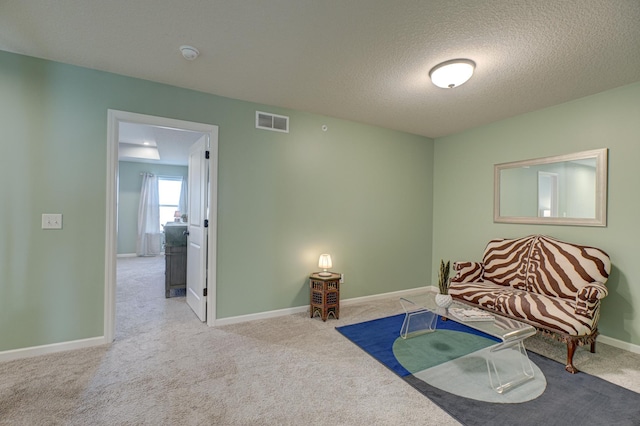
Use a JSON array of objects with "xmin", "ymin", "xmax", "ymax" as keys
[{"xmin": 180, "ymin": 45, "xmax": 200, "ymax": 61}]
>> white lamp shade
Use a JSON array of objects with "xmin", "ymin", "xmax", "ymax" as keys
[
  {"xmin": 318, "ymin": 254, "xmax": 333, "ymax": 270},
  {"xmin": 429, "ymin": 59, "xmax": 475, "ymax": 89}
]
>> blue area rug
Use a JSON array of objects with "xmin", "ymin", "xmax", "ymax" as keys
[{"xmin": 336, "ymin": 314, "xmax": 640, "ymax": 426}]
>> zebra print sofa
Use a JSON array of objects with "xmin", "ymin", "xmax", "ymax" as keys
[{"xmin": 449, "ymin": 235, "xmax": 611, "ymax": 373}]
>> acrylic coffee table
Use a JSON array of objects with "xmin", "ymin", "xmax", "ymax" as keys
[{"xmin": 400, "ymin": 290, "xmax": 536, "ymax": 394}]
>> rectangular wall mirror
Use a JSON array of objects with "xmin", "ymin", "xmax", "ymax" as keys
[{"xmin": 494, "ymin": 148, "xmax": 608, "ymax": 226}]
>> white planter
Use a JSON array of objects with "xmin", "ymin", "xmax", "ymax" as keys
[{"xmin": 435, "ymin": 293, "xmax": 453, "ymax": 308}]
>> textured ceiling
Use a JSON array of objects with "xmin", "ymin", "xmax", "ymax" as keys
[
  {"xmin": 1, "ymin": 0, "xmax": 639, "ymax": 138},
  {"xmin": 118, "ymin": 122, "xmax": 205, "ymax": 166}
]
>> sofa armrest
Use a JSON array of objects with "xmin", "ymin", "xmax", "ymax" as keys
[
  {"xmin": 575, "ymin": 282, "xmax": 608, "ymax": 318},
  {"xmin": 451, "ymin": 261, "xmax": 484, "ymax": 284}
]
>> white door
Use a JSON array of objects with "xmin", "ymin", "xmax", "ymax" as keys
[{"xmin": 186, "ymin": 134, "xmax": 209, "ymax": 321}]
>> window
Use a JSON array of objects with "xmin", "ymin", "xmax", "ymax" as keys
[{"xmin": 158, "ymin": 177, "xmax": 184, "ymax": 228}]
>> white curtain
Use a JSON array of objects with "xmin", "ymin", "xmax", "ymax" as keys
[
  {"xmin": 178, "ymin": 177, "xmax": 187, "ymax": 219},
  {"xmin": 136, "ymin": 173, "xmax": 162, "ymax": 256}
]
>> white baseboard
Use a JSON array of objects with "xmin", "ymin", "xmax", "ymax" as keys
[
  {"xmin": 213, "ymin": 305, "xmax": 309, "ymax": 326},
  {"xmin": 212, "ymin": 286, "xmax": 640, "ymax": 356},
  {"xmin": 0, "ymin": 336, "xmax": 107, "ymax": 363},
  {"xmin": 1, "ymin": 288, "xmax": 429, "ymax": 361},
  {"xmin": 597, "ymin": 334, "xmax": 640, "ymax": 354},
  {"xmin": 5, "ymin": 285, "xmax": 637, "ymax": 361},
  {"xmin": 212, "ymin": 286, "xmax": 431, "ymax": 327},
  {"xmin": 341, "ymin": 286, "xmax": 435, "ymax": 306}
]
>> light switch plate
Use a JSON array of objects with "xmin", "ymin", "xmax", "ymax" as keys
[{"xmin": 42, "ymin": 213, "xmax": 63, "ymax": 229}]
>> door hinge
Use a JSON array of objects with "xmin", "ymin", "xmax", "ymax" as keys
[
  {"xmin": 205, "ymin": 150, "xmax": 210, "ymax": 159},
  {"xmin": 203, "ymin": 288, "xmax": 208, "ymax": 297},
  {"xmin": 204, "ymin": 219, "xmax": 209, "ymax": 227}
]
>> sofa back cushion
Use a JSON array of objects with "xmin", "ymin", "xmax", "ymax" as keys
[
  {"xmin": 526, "ymin": 235, "xmax": 611, "ymax": 299},
  {"xmin": 482, "ymin": 235, "xmax": 536, "ymax": 289}
]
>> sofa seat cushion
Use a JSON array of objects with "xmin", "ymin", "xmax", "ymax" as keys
[
  {"xmin": 449, "ymin": 282, "xmax": 598, "ymax": 337},
  {"xmin": 448, "ymin": 281, "xmax": 509, "ymax": 309}
]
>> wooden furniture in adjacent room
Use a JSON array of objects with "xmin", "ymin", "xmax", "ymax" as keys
[
  {"xmin": 164, "ymin": 223, "xmax": 187, "ymax": 298},
  {"xmin": 309, "ymin": 272, "xmax": 341, "ymax": 321}
]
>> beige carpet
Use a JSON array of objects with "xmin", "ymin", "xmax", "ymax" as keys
[{"xmin": 1, "ymin": 256, "xmax": 639, "ymax": 425}]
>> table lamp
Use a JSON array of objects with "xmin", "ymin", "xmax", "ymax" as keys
[{"xmin": 318, "ymin": 254, "xmax": 333, "ymax": 277}]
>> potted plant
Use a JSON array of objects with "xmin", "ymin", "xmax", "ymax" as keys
[{"xmin": 435, "ymin": 259, "xmax": 453, "ymax": 308}]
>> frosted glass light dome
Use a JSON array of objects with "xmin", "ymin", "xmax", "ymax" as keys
[{"xmin": 429, "ymin": 59, "xmax": 476, "ymax": 89}]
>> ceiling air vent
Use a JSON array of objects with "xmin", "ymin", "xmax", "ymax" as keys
[{"xmin": 256, "ymin": 111, "xmax": 289, "ymax": 133}]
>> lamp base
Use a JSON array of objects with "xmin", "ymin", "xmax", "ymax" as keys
[{"xmin": 318, "ymin": 271, "xmax": 332, "ymax": 277}]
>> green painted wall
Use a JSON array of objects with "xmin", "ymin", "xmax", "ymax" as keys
[
  {"xmin": 4, "ymin": 47, "xmax": 637, "ymax": 352},
  {"xmin": 117, "ymin": 162, "xmax": 188, "ymax": 255},
  {"xmin": 0, "ymin": 51, "xmax": 434, "ymax": 352},
  {"xmin": 433, "ymin": 82, "xmax": 640, "ymax": 345}
]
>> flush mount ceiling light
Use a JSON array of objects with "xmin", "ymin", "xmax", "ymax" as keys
[
  {"xmin": 429, "ymin": 59, "xmax": 476, "ymax": 89},
  {"xmin": 179, "ymin": 45, "xmax": 200, "ymax": 61}
]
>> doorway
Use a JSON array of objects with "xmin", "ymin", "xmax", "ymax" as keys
[
  {"xmin": 105, "ymin": 110, "xmax": 219, "ymax": 343},
  {"xmin": 537, "ymin": 171, "xmax": 558, "ymax": 218}
]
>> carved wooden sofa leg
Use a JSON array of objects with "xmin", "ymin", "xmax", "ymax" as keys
[
  {"xmin": 565, "ymin": 339, "xmax": 579, "ymax": 374},
  {"xmin": 590, "ymin": 340, "xmax": 596, "ymax": 353}
]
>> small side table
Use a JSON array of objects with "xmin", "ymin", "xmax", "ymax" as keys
[{"xmin": 309, "ymin": 272, "xmax": 341, "ymax": 321}]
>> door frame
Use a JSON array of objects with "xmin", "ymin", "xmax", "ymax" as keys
[{"xmin": 105, "ymin": 109, "xmax": 219, "ymax": 342}]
